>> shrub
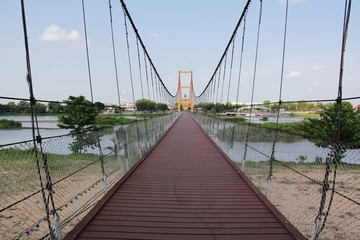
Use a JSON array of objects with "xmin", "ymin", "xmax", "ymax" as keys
[{"xmin": 0, "ymin": 119, "xmax": 22, "ymax": 129}]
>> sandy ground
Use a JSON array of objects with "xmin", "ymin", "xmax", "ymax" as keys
[
  {"xmin": 1, "ymin": 164, "xmax": 359, "ymax": 239},
  {"xmin": 0, "ymin": 167, "xmax": 125, "ymax": 239},
  {"xmin": 245, "ymin": 166, "xmax": 360, "ymax": 240}
]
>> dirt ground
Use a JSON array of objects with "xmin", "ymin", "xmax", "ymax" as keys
[
  {"xmin": 0, "ymin": 168, "xmax": 125, "ymax": 239},
  {"xmin": 245, "ymin": 166, "xmax": 360, "ymax": 240},
  {"xmin": 1, "ymin": 164, "xmax": 359, "ymax": 239}
]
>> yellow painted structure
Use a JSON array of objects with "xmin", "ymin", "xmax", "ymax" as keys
[{"xmin": 177, "ymin": 70, "xmax": 194, "ymax": 112}]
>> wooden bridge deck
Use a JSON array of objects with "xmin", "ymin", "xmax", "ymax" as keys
[{"xmin": 65, "ymin": 112, "xmax": 305, "ymax": 240}]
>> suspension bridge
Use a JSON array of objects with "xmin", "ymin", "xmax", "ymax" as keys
[{"xmin": 1, "ymin": 0, "xmax": 359, "ymax": 240}]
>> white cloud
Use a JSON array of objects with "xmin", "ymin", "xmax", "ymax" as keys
[
  {"xmin": 66, "ymin": 30, "xmax": 81, "ymax": 41},
  {"xmin": 40, "ymin": 25, "xmax": 81, "ymax": 42},
  {"xmin": 347, "ymin": 76, "xmax": 355, "ymax": 80},
  {"xmin": 312, "ymin": 81, "xmax": 320, "ymax": 86},
  {"xmin": 286, "ymin": 70, "xmax": 301, "ymax": 78},
  {"xmin": 306, "ymin": 88, "xmax": 313, "ymax": 92},
  {"xmin": 312, "ymin": 63, "xmax": 326, "ymax": 70},
  {"xmin": 150, "ymin": 32, "xmax": 162, "ymax": 39}
]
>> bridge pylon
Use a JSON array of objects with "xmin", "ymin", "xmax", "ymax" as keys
[{"xmin": 177, "ymin": 70, "xmax": 194, "ymax": 112}]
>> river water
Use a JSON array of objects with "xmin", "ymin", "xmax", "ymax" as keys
[
  {"xmin": 0, "ymin": 116, "xmax": 69, "ymax": 146},
  {"xmin": 0, "ymin": 115, "xmax": 305, "ymax": 146},
  {"xmin": 1, "ymin": 115, "xmax": 359, "ymax": 164}
]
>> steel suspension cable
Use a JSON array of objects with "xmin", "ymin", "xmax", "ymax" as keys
[
  {"xmin": 108, "ymin": 0, "xmax": 127, "ymax": 171},
  {"xmin": 212, "ymin": 76, "xmax": 217, "ymax": 103},
  {"xmin": 143, "ymin": 50, "xmax": 151, "ymax": 99},
  {"xmin": 81, "ymin": 0, "xmax": 94, "ymax": 103},
  {"xmin": 248, "ymin": 0, "xmax": 263, "ymax": 124},
  {"xmin": 20, "ymin": 1, "xmax": 59, "ymax": 238},
  {"xmin": 150, "ymin": 66, "xmax": 155, "ymax": 101},
  {"xmin": 275, "ymin": 0, "xmax": 289, "ymax": 111},
  {"xmin": 235, "ymin": 12, "xmax": 247, "ymax": 111},
  {"xmin": 242, "ymin": 0, "xmax": 263, "ymax": 171},
  {"xmin": 337, "ymin": 4, "xmax": 348, "ymax": 105},
  {"xmin": 108, "ymin": 0, "xmax": 122, "ymax": 107},
  {"xmin": 196, "ymin": 0, "xmax": 251, "ymax": 98},
  {"xmin": 312, "ymin": 1, "xmax": 352, "ymax": 239},
  {"xmin": 216, "ymin": 63, "xmax": 222, "ymax": 103},
  {"xmin": 210, "ymin": 80, "xmax": 214, "ymax": 102},
  {"xmin": 226, "ymin": 38, "xmax": 236, "ymax": 103},
  {"xmin": 159, "ymin": 78, "xmax": 164, "ymax": 102},
  {"xmin": 209, "ymin": 78, "xmax": 214, "ymax": 102},
  {"xmin": 265, "ymin": 0, "xmax": 289, "ymax": 197},
  {"xmin": 123, "ymin": 9, "xmax": 136, "ymax": 105},
  {"xmin": 225, "ymin": 37, "xmax": 237, "ymax": 151},
  {"xmin": 0, "ymin": 96, "xmax": 64, "ymax": 103},
  {"xmin": 120, "ymin": 0, "xmax": 175, "ymax": 97},
  {"xmin": 154, "ymin": 73, "xmax": 159, "ymax": 102},
  {"xmin": 136, "ymin": 37, "xmax": 145, "ymax": 99},
  {"xmin": 82, "ymin": 0, "xmax": 109, "ymax": 196},
  {"xmin": 220, "ymin": 52, "xmax": 228, "ymax": 103}
]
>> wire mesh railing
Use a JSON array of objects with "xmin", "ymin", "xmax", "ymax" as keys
[
  {"xmin": 0, "ymin": 112, "xmax": 180, "ymax": 239},
  {"xmin": 192, "ymin": 113, "xmax": 360, "ymax": 240}
]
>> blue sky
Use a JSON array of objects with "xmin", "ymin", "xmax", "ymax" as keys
[{"xmin": 0, "ymin": 0, "xmax": 359, "ymax": 105}]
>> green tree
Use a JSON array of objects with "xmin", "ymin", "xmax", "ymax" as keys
[
  {"xmin": 195, "ymin": 102, "xmax": 215, "ymax": 111},
  {"xmin": 0, "ymin": 104, "xmax": 10, "ymax": 113},
  {"xmin": 316, "ymin": 102, "xmax": 324, "ymax": 111},
  {"xmin": 18, "ymin": 100, "xmax": 30, "ymax": 113},
  {"xmin": 263, "ymin": 100, "xmax": 271, "ymax": 108},
  {"xmin": 234, "ymin": 103, "xmax": 246, "ymax": 111},
  {"xmin": 301, "ymin": 101, "xmax": 360, "ymax": 163},
  {"xmin": 34, "ymin": 103, "xmax": 47, "ymax": 113},
  {"xmin": 269, "ymin": 102, "xmax": 284, "ymax": 112},
  {"xmin": 8, "ymin": 102, "xmax": 18, "ymax": 113},
  {"xmin": 48, "ymin": 102, "xmax": 64, "ymax": 114},
  {"xmin": 136, "ymin": 99, "xmax": 157, "ymax": 112},
  {"xmin": 58, "ymin": 96, "xmax": 98, "ymax": 153},
  {"xmin": 156, "ymin": 103, "xmax": 168, "ymax": 111},
  {"xmin": 94, "ymin": 101, "xmax": 105, "ymax": 112},
  {"xmin": 225, "ymin": 102, "xmax": 234, "ymax": 111},
  {"xmin": 213, "ymin": 103, "xmax": 226, "ymax": 113}
]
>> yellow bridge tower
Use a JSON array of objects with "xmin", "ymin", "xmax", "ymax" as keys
[{"xmin": 177, "ymin": 70, "xmax": 194, "ymax": 112}]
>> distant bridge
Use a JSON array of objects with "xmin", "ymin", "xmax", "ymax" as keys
[{"xmin": 237, "ymin": 106, "xmax": 271, "ymax": 112}]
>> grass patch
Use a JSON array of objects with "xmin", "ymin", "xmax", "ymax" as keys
[
  {"xmin": 254, "ymin": 121, "xmax": 307, "ymax": 136},
  {"xmin": 96, "ymin": 112, "xmax": 170, "ymax": 127},
  {"xmin": 96, "ymin": 115, "xmax": 138, "ymax": 126},
  {"xmin": 218, "ymin": 124, "xmax": 303, "ymax": 143},
  {"xmin": 218, "ymin": 116, "xmax": 246, "ymax": 123},
  {"xmin": 290, "ymin": 112, "xmax": 319, "ymax": 118},
  {"xmin": 122, "ymin": 112, "xmax": 171, "ymax": 118},
  {"xmin": 0, "ymin": 148, "xmax": 102, "ymax": 162},
  {"xmin": 0, "ymin": 119, "xmax": 22, "ymax": 129},
  {"xmin": 199, "ymin": 112, "xmax": 246, "ymax": 123}
]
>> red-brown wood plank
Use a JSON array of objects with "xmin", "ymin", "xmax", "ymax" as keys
[
  {"xmin": 76, "ymin": 232, "xmax": 296, "ymax": 240},
  {"xmin": 65, "ymin": 112, "xmax": 305, "ymax": 240}
]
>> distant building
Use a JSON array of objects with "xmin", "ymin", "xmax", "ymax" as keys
[{"xmin": 353, "ymin": 105, "xmax": 360, "ymax": 111}]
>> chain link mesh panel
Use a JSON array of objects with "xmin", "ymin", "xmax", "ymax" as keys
[
  {"xmin": 0, "ymin": 112, "xmax": 180, "ymax": 239},
  {"xmin": 193, "ymin": 113, "xmax": 360, "ymax": 240},
  {"xmin": 0, "ymin": 142, "xmax": 49, "ymax": 239}
]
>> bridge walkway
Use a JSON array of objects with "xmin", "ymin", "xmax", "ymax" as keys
[{"xmin": 65, "ymin": 112, "xmax": 304, "ymax": 240}]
